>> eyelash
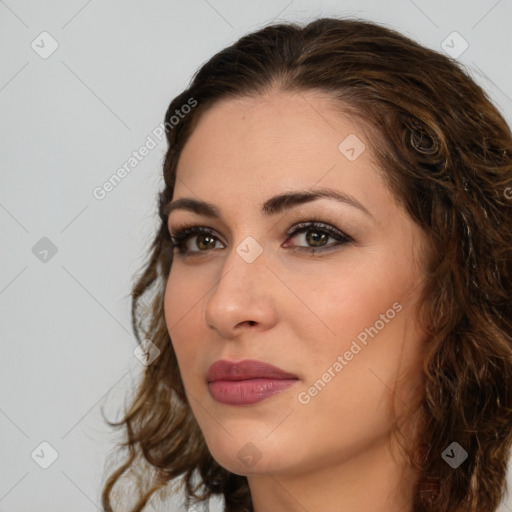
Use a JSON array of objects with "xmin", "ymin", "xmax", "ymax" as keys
[{"xmin": 168, "ymin": 220, "xmax": 353, "ymax": 257}]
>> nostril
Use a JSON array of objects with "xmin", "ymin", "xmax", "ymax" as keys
[{"xmin": 235, "ymin": 320, "xmax": 257, "ymax": 328}]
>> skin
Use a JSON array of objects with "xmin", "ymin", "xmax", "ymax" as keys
[{"xmin": 164, "ymin": 89, "xmax": 428, "ymax": 512}]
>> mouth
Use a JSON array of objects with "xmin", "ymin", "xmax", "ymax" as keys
[{"xmin": 206, "ymin": 359, "xmax": 299, "ymax": 406}]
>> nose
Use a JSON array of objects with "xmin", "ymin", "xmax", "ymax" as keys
[{"xmin": 203, "ymin": 244, "xmax": 279, "ymax": 339}]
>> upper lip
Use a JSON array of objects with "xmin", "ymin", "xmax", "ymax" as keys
[{"xmin": 206, "ymin": 359, "xmax": 298, "ymax": 382}]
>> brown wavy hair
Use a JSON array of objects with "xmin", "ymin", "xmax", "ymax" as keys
[{"xmin": 101, "ymin": 16, "xmax": 512, "ymax": 512}]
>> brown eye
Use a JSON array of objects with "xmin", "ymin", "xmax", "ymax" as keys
[
  {"xmin": 305, "ymin": 230, "xmax": 329, "ymax": 247},
  {"xmin": 285, "ymin": 221, "xmax": 352, "ymax": 253},
  {"xmin": 170, "ymin": 226, "xmax": 224, "ymax": 255},
  {"xmin": 196, "ymin": 234, "xmax": 217, "ymax": 251},
  {"xmin": 170, "ymin": 221, "xmax": 352, "ymax": 257}
]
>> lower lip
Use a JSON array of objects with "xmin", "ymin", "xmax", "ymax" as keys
[{"xmin": 208, "ymin": 378, "xmax": 298, "ymax": 405}]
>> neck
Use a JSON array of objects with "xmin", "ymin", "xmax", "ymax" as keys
[{"xmin": 247, "ymin": 435, "xmax": 419, "ymax": 512}]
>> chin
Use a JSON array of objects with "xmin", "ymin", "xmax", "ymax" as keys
[{"xmin": 203, "ymin": 430, "xmax": 290, "ymax": 476}]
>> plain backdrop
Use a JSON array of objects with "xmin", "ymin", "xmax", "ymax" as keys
[{"xmin": 1, "ymin": 1, "xmax": 511, "ymax": 511}]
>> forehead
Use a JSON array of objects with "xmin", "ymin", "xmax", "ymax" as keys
[
  {"xmin": 179, "ymin": 89, "xmax": 370, "ymax": 170},
  {"xmin": 173, "ymin": 89, "xmax": 389, "ymax": 216}
]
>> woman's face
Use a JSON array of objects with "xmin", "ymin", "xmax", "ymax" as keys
[{"xmin": 164, "ymin": 89, "xmax": 427, "ymax": 478}]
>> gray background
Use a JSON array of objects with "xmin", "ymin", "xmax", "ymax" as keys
[{"xmin": 1, "ymin": 1, "xmax": 511, "ymax": 511}]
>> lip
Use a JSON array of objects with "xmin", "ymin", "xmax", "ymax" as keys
[{"xmin": 207, "ymin": 359, "xmax": 299, "ymax": 406}]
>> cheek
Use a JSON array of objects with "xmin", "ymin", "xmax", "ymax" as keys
[
  {"xmin": 288, "ymin": 254, "xmax": 424, "ymax": 404},
  {"xmin": 164, "ymin": 261, "xmax": 208, "ymax": 326},
  {"xmin": 163, "ymin": 266, "xmax": 204, "ymax": 380},
  {"xmin": 285, "ymin": 254, "xmax": 413, "ymax": 346},
  {"xmin": 292, "ymin": 301, "xmax": 424, "ymax": 457}
]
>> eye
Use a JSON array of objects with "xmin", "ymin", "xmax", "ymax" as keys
[
  {"xmin": 168, "ymin": 220, "xmax": 353, "ymax": 257},
  {"xmin": 284, "ymin": 221, "xmax": 352, "ymax": 253},
  {"xmin": 169, "ymin": 225, "xmax": 224, "ymax": 255}
]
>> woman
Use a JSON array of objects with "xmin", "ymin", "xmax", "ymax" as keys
[{"xmin": 101, "ymin": 17, "xmax": 512, "ymax": 512}]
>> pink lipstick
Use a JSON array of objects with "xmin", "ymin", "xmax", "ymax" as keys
[{"xmin": 206, "ymin": 359, "xmax": 299, "ymax": 406}]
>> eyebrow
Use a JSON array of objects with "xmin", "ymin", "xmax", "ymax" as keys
[{"xmin": 164, "ymin": 188, "xmax": 373, "ymax": 220}]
